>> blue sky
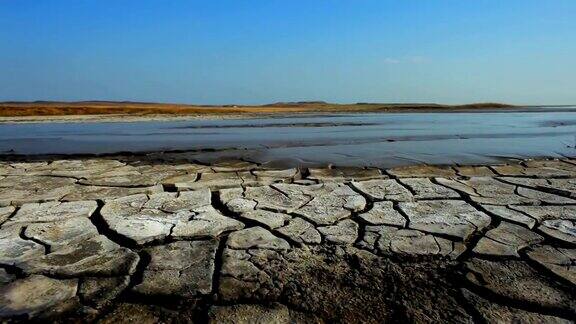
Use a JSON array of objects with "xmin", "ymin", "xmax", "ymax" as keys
[{"xmin": 1, "ymin": 0, "xmax": 575, "ymax": 105}]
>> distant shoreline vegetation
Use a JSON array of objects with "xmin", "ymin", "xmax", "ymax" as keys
[{"xmin": 0, "ymin": 101, "xmax": 518, "ymax": 117}]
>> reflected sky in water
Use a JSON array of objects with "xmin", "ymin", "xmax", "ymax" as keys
[{"xmin": 1, "ymin": 109, "xmax": 576, "ymax": 167}]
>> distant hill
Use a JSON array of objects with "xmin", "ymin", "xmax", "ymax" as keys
[{"xmin": 263, "ymin": 101, "xmax": 330, "ymax": 107}]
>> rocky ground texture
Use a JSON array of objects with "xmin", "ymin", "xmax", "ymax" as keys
[{"xmin": 0, "ymin": 157, "xmax": 575, "ymax": 323}]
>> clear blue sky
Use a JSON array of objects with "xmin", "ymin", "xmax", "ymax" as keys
[{"xmin": 1, "ymin": 0, "xmax": 575, "ymax": 105}]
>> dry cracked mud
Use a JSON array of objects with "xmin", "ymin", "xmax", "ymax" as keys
[{"xmin": 0, "ymin": 157, "xmax": 575, "ymax": 323}]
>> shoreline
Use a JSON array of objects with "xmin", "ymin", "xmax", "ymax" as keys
[
  {"xmin": 1, "ymin": 148, "xmax": 572, "ymax": 170},
  {"xmin": 1, "ymin": 105, "xmax": 575, "ymax": 124}
]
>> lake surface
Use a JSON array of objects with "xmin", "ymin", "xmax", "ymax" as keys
[{"xmin": 1, "ymin": 108, "xmax": 576, "ymax": 167}]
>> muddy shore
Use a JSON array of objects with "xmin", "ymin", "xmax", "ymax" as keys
[
  {"xmin": 0, "ymin": 101, "xmax": 521, "ymax": 124},
  {"xmin": 1, "ymin": 105, "xmax": 574, "ymax": 124},
  {"xmin": 0, "ymin": 156, "xmax": 575, "ymax": 323}
]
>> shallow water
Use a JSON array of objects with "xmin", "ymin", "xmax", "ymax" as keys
[{"xmin": 1, "ymin": 108, "xmax": 576, "ymax": 167}]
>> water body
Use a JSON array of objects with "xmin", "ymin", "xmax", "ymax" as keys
[{"xmin": 1, "ymin": 108, "xmax": 576, "ymax": 167}]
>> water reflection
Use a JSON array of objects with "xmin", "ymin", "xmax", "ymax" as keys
[{"xmin": 1, "ymin": 110, "xmax": 575, "ymax": 167}]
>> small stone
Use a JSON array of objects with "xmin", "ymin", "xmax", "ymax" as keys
[
  {"xmin": 6, "ymin": 199, "xmax": 129, "ymax": 279},
  {"xmin": 294, "ymin": 183, "xmax": 366, "ymax": 225},
  {"xmin": 101, "ymin": 191, "xmax": 242, "ymax": 244},
  {"xmin": 79, "ymin": 165, "xmax": 187, "ymax": 187},
  {"xmin": 527, "ymin": 246, "xmax": 576, "ymax": 285},
  {"xmin": 171, "ymin": 207, "xmax": 245, "ymax": 239},
  {"xmin": 465, "ymin": 259, "xmax": 576, "ymax": 311},
  {"xmin": 368, "ymin": 226, "xmax": 465, "ymax": 259},
  {"xmin": 0, "ymin": 206, "xmax": 15, "ymax": 224},
  {"xmin": 219, "ymin": 188, "xmax": 258, "ymax": 213},
  {"xmin": 218, "ymin": 276, "xmax": 262, "ymax": 302},
  {"xmin": 524, "ymin": 159, "xmax": 576, "ymax": 174},
  {"xmin": 6, "ymin": 200, "xmax": 98, "ymax": 225},
  {"xmin": 399, "ymin": 200, "xmax": 491, "ymax": 240},
  {"xmin": 358, "ymin": 229, "xmax": 380, "ymax": 252},
  {"xmin": 0, "ymin": 275, "xmax": 78, "ymax": 318},
  {"xmin": 219, "ymin": 187, "xmax": 243, "ymax": 201},
  {"xmin": 79, "ymin": 276, "xmax": 130, "ymax": 309},
  {"xmin": 308, "ymin": 167, "xmax": 384, "ymax": 182},
  {"xmin": 244, "ymin": 184, "xmax": 310, "ymax": 213},
  {"xmin": 176, "ymin": 172, "xmax": 244, "ymax": 191},
  {"xmin": 473, "ymin": 222, "xmax": 543, "ymax": 257},
  {"xmin": 30, "ymin": 159, "xmax": 125, "ymax": 178},
  {"xmin": 494, "ymin": 160, "xmax": 576, "ymax": 178},
  {"xmin": 227, "ymin": 227, "xmax": 290, "ymax": 250},
  {"xmin": 359, "ymin": 201, "xmax": 406, "ymax": 227},
  {"xmin": 468, "ymin": 178, "xmax": 532, "ymax": 205},
  {"xmin": 293, "ymin": 179, "xmax": 317, "ymax": 185},
  {"xmin": 509, "ymin": 205, "xmax": 576, "ymax": 223},
  {"xmin": 0, "ymin": 269, "xmax": 15, "ymax": 286},
  {"xmin": 241, "ymin": 210, "xmax": 291, "ymax": 229},
  {"xmin": 248, "ymin": 249, "xmax": 284, "ymax": 266},
  {"xmin": 437, "ymin": 177, "xmax": 535, "ymax": 205},
  {"xmin": 235, "ymin": 171, "xmax": 269, "ymax": 187},
  {"xmin": 212, "ymin": 160, "xmax": 256, "ymax": 172},
  {"xmin": 435, "ymin": 178, "xmax": 478, "ymax": 197},
  {"xmin": 225, "ymin": 197, "xmax": 257, "ymax": 213},
  {"xmin": 547, "ymin": 178, "xmax": 576, "ymax": 198},
  {"xmin": 480, "ymin": 205, "xmax": 536, "ymax": 228},
  {"xmin": 317, "ymin": 219, "xmax": 359, "ymax": 244},
  {"xmin": 462, "ymin": 288, "xmax": 571, "ymax": 324},
  {"xmin": 208, "ymin": 303, "xmax": 291, "ymax": 324},
  {"xmin": 351, "ymin": 179, "xmax": 413, "ymax": 201},
  {"xmin": 159, "ymin": 162, "xmax": 213, "ymax": 173},
  {"xmin": 0, "ymin": 227, "xmax": 45, "ymax": 267},
  {"xmin": 388, "ymin": 165, "xmax": 456, "ymax": 178},
  {"xmin": 98, "ymin": 303, "xmax": 161, "ymax": 324},
  {"xmin": 102, "ymin": 205, "xmax": 180, "ymax": 245},
  {"xmin": 63, "ymin": 184, "xmax": 163, "ymax": 202},
  {"xmin": 276, "ymin": 217, "xmax": 321, "ymax": 244},
  {"xmin": 24, "ymin": 217, "xmax": 99, "ymax": 248},
  {"xmin": 490, "ymin": 164, "xmax": 526, "ymax": 176},
  {"xmin": 23, "ymin": 236, "xmax": 140, "ymax": 277},
  {"xmin": 498, "ymin": 177, "xmax": 549, "ymax": 188},
  {"xmin": 217, "ymin": 248, "xmax": 277, "ymax": 301},
  {"xmin": 399, "ymin": 178, "xmax": 460, "ymax": 199},
  {"xmin": 231, "ymin": 183, "xmax": 360, "ymax": 226},
  {"xmin": 161, "ymin": 172, "xmax": 199, "ymax": 187},
  {"xmin": 252, "ymin": 168, "xmax": 299, "ymax": 185},
  {"xmin": 100, "ymin": 193, "xmax": 148, "ymax": 216},
  {"xmin": 516, "ymin": 186, "xmax": 576, "ymax": 205},
  {"xmin": 378, "ymin": 228, "xmax": 442, "ymax": 256},
  {"xmin": 220, "ymin": 249, "xmax": 263, "ymax": 282},
  {"xmin": 455, "ymin": 166, "xmax": 496, "ymax": 177},
  {"xmin": 539, "ymin": 219, "xmax": 576, "ymax": 244},
  {"xmin": 0, "ymin": 162, "xmax": 48, "ymax": 176},
  {"xmin": 0, "ymin": 176, "xmax": 76, "ymax": 206},
  {"xmin": 253, "ymin": 168, "xmax": 298, "ymax": 179},
  {"xmin": 501, "ymin": 177, "xmax": 576, "ymax": 199},
  {"xmin": 134, "ymin": 240, "xmax": 218, "ymax": 297},
  {"xmin": 146, "ymin": 190, "xmax": 211, "ymax": 211}
]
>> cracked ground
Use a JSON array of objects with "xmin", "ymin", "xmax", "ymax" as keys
[{"xmin": 0, "ymin": 157, "xmax": 575, "ymax": 323}]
